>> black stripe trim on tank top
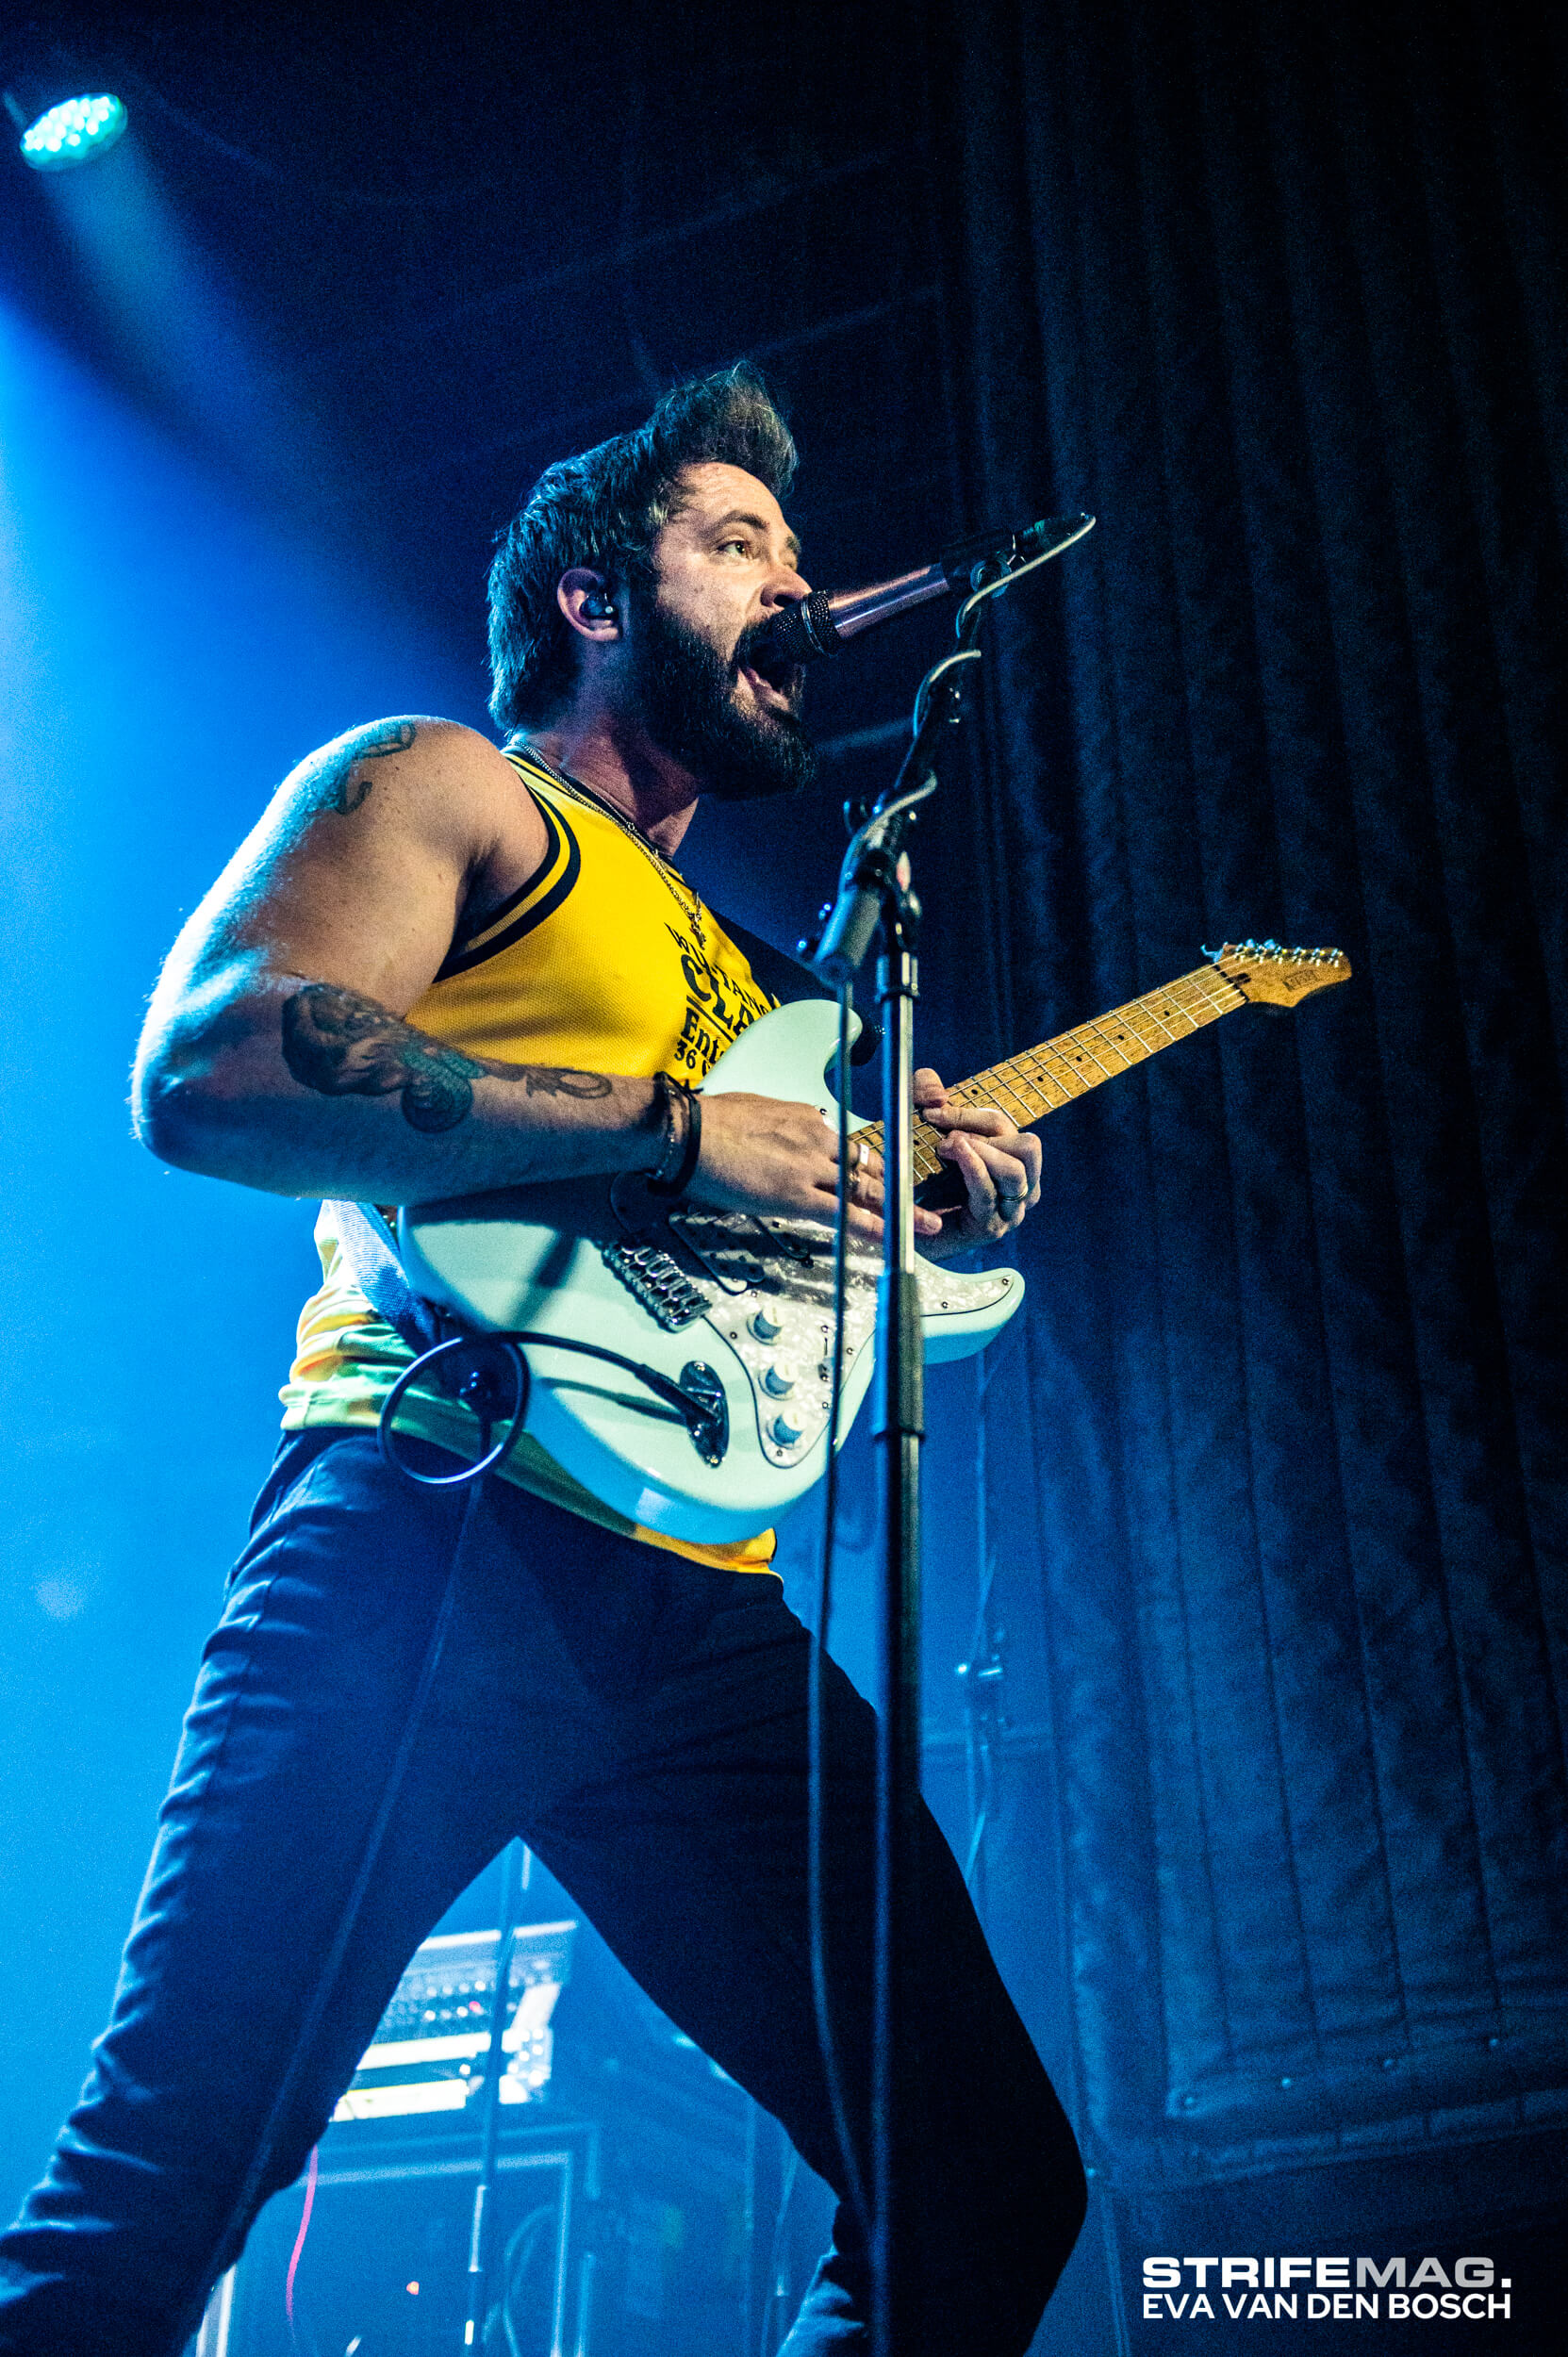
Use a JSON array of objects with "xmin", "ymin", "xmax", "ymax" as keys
[
  {"xmin": 435, "ymin": 795, "xmax": 582, "ymax": 979},
  {"xmin": 446, "ymin": 789, "xmax": 563, "ymax": 953}
]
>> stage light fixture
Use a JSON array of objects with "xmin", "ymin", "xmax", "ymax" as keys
[{"xmin": 17, "ymin": 93, "xmax": 127, "ymax": 173}]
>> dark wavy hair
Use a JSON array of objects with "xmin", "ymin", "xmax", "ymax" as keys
[{"xmin": 487, "ymin": 365, "xmax": 798, "ymax": 733}]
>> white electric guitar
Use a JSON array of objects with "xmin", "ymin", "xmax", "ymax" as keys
[{"xmin": 400, "ymin": 942, "xmax": 1349, "ymax": 1543}]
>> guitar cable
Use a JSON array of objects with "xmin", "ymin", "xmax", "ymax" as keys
[
  {"xmin": 368, "ymin": 1010, "xmax": 872, "ymax": 2255},
  {"xmin": 376, "ymin": 1327, "xmax": 727, "ymax": 1485}
]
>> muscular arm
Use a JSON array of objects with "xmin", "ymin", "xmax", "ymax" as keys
[
  {"xmin": 132, "ymin": 717, "xmax": 883, "ymax": 1228},
  {"xmin": 133, "ymin": 719, "xmax": 676, "ymax": 1200}
]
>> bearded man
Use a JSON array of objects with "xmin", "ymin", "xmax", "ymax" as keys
[{"xmin": 0, "ymin": 368, "xmax": 1085, "ymax": 2355}]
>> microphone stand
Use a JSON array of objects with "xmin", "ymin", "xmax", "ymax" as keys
[
  {"xmin": 809, "ymin": 648, "xmax": 967, "ymax": 2357},
  {"xmin": 805, "ymin": 514, "xmax": 1092, "ymax": 2357},
  {"xmin": 462, "ymin": 1838, "xmax": 529, "ymax": 2353}
]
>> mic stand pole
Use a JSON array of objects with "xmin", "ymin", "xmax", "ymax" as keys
[
  {"xmin": 806, "ymin": 514, "xmax": 1089, "ymax": 2355},
  {"xmin": 811, "ymin": 636, "xmax": 980, "ymax": 2357},
  {"xmin": 871, "ymin": 860, "xmax": 922, "ymax": 2357},
  {"xmin": 463, "ymin": 1838, "xmax": 529, "ymax": 2352}
]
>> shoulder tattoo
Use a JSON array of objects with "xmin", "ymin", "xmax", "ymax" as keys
[{"xmin": 312, "ymin": 720, "xmax": 417, "ymax": 816}]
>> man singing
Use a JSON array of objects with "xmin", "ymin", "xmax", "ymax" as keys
[{"xmin": 0, "ymin": 367, "xmax": 1085, "ymax": 2353}]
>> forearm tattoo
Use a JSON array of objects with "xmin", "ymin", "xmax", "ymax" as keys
[
  {"xmin": 281, "ymin": 983, "xmax": 612, "ymax": 1135},
  {"xmin": 311, "ymin": 720, "xmax": 417, "ymax": 816}
]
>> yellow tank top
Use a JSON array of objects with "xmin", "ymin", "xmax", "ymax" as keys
[{"xmin": 279, "ymin": 747, "xmax": 781, "ymax": 1571}]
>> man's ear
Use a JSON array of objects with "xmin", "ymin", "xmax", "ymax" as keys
[{"xmin": 558, "ymin": 569, "xmax": 619, "ymax": 637}]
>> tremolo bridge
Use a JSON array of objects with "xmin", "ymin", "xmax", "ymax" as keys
[{"xmin": 600, "ymin": 1239, "xmax": 711, "ymax": 1331}]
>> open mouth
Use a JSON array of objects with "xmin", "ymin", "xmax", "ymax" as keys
[{"xmin": 737, "ymin": 650, "xmax": 802, "ymax": 715}]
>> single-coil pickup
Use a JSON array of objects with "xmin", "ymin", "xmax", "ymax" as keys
[{"xmin": 602, "ymin": 1242, "xmax": 712, "ymax": 1331}]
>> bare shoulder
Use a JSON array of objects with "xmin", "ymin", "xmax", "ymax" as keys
[
  {"xmin": 157, "ymin": 718, "xmax": 546, "ymax": 1016},
  {"xmin": 272, "ymin": 716, "xmax": 549, "ymax": 904},
  {"xmin": 284, "ymin": 716, "xmax": 527, "ymax": 838}
]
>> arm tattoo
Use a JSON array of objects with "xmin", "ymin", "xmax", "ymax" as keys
[
  {"xmin": 282, "ymin": 984, "xmax": 480, "ymax": 1131},
  {"xmin": 312, "ymin": 720, "xmax": 417, "ymax": 816},
  {"xmin": 281, "ymin": 983, "xmax": 611, "ymax": 1136},
  {"xmin": 520, "ymin": 1069, "xmax": 617, "ymax": 1098}
]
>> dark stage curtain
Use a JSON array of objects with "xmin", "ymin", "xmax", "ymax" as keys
[{"xmin": 930, "ymin": 0, "xmax": 1566, "ymax": 2187}]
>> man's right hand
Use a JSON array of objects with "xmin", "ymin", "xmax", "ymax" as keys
[{"xmin": 688, "ymin": 1093, "xmax": 944, "ymax": 1247}]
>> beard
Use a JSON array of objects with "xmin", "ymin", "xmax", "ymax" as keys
[{"xmin": 628, "ymin": 591, "xmax": 817, "ymax": 802}]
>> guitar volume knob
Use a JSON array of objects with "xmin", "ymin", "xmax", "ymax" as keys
[{"xmin": 749, "ymin": 1306, "xmax": 782, "ymax": 1342}]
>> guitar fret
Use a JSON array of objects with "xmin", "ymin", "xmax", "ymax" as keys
[
  {"xmin": 835, "ymin": 961, "xmax": 1260, "ymax": 1191},
  {"xmin": 1035, "ymin": 1048, "xmax": 1089, "ymax": 1098},
  {"xmin": 1009, "ymin": 1057, "xmax": 1075, "ymax": 1112},
  {"xmin": 1084, "ymin": 1019, "xmax": 1147, "ymax": 1069},
  {"xmin": 1056, "ymin": 1030, "xmax": 1119, "ymax": 1082},
  {"xmin": 956, "ymin": 1069, "xmax": 1038, "ymax": 1125},
  {"xmin": 1186, "ymin": 974, "xmax": 1245, "ymax": 1022},
  {"xmin": 999, "ymin": 1063, "xmax": 1048, "ymax": 1118},
  {"xmin": 1129, "ymin": 1000, "xmax": 1181, "ymax": 1044}
]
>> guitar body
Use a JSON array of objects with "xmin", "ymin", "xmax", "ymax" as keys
[
  {"xmin": 399, "ymin": 942, "xmax": 1349, "ymax": 1543},
  {"xmin": 399, "ymin": 1001, "xmax": 1025, "ymax": 1544}
]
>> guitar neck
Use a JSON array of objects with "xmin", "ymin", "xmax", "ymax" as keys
[{"xmin": 857, "ymin": 961, "xmax": 1250, "ymax": 1180}]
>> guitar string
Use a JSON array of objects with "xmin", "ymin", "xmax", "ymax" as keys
[
  {"xmin": 900, "ymin": 975, "xmax": 1238, "ymax": 1146},
  {"xmin": 859, "ymin": 963, "xmax": 1259, "ymax": 1179}
]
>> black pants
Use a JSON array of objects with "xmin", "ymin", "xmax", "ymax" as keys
[{"xmin": 0, "ymin": 1429, "xmax": 1085, "ymax": 2352}]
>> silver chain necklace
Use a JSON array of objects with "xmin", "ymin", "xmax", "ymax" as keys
[{"xmin": 516, "ymin": 741, "xmax": 709, "ymax": 950}]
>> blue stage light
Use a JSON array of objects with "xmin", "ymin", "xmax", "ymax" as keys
[{"xmin": 19, "ymin": 93, "xmax": 127, "ymax": 173}]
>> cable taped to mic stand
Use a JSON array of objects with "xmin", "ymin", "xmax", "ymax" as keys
[{"xmin": 797, "ymin": 505, "xmax": 1093, "ymax": 2357}]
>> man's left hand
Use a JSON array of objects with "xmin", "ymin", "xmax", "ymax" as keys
[{"xmin": 913, "ymin": 1068, "xmax": 1042, "ymax": 1259}]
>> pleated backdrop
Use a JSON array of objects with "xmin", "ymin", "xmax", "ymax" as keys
[{"xmin": 923, "ymin": 0, "xmax": 1566, "ymax": 2189}]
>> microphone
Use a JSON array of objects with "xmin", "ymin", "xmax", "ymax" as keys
[{"xmin": 761, "ymin": 511, "xmax": 1093, "ymax": 666}]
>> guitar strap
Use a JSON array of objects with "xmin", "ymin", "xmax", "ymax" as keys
[
  {"xmin": 711, "ymin": 911, "xmax": 880, "ymax": 1063},
  {"xmin": 323, "ymin": 923, "xmax": 863, "ymax": 1353},
  {"xmin": 323, "ymin": 1200, "xmax": 448, "ymax": 1355},
  {"xmin": 710, "ymin": 912, "xmax": 829, "ymax": 1012}
]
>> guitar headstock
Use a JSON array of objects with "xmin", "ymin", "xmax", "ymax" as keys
[{"xmin": 1206, "ymin": 939, "xmax": 1352, "ymax": 1006}]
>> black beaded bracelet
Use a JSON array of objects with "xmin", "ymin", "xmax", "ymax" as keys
[
  {"xmin": 669, "ymin": 1081, "xmax": 702, "ymax": 1196},
  {"xmin": 644, "ymin": 1072, "xmax": 681, "ymax": 1188},
  {"xmin": 645, "ymin": 1073, "xmax": 703, "ymax": 1199}
]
